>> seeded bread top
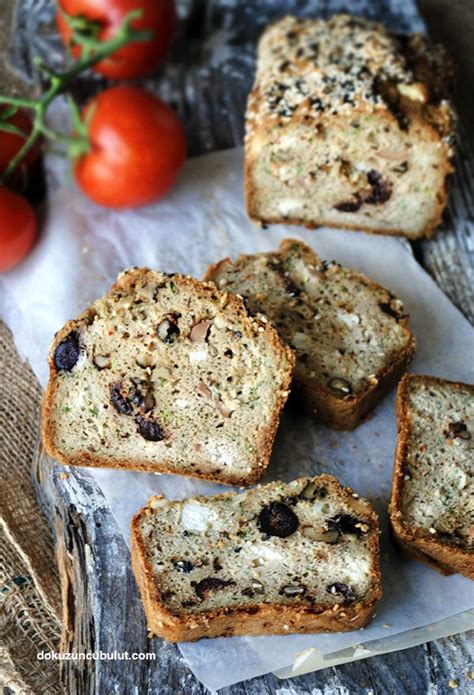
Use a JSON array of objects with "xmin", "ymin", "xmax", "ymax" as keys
[
  {"xmin": 397, "ymin": 376, "xmax": 474, "ymax": 549},
  {"xmin": 133, "ymin": 475, "xmax": 381, "ymax": 616},
  {"xmin": 207, "ymin": 239, "xmax": 414, "ymax": 399},
  {"xmin": 43, "ymin": 268, "xmax": 294, "ymax": 485},
  {"xmin": 247, "ymin": 14, "xmax": 453, "ymax": 145}
]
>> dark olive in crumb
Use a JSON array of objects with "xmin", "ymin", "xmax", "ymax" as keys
[
  {"xmin": 54, "ymin": 331, "xmax": 80, "ymax": 371},
  {"xmin": 258, "ymin": 502, "xmax": 299, "ymax": 538},
  {"xmin": 326, "ymin": 582, "xmax": 356, "ymax": 604},
  {"xmin": 193, "ymin": 577, "xmax": 235, "ymax": 600},
  {"xmin": 328, "ymin": 514, "xmax": 365, "ymax": 536},
  {"xmin": 157, "ymin": 314, "xmax": 180, "ymax": 344},
  {"xmin": 444, "ymin": 421, "xmax": 471, "ymax": 440},
  {"xmin": 136, "ymin": 416, "xmax": 165, "ymax": 441},
  {"xmin": 110, "ymin": 382, "xmax": 134, "ymax": 415}
]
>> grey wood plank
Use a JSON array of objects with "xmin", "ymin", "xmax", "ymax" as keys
[{"xmin": 8, "ymin": 0, "xmax": 474, "ymax": 692}]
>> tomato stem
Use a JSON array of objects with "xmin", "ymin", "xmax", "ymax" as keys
[{"xmin": 0, "ymin": 9, "xmax": 152, "ymax": 184}]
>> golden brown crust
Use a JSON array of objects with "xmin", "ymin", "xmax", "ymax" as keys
[
  {"xmin": 130, "ymin": 474, "xmax": 383, "ymax": 642},
  {"xmin": 42, "ymin": 269, "xmax": 295, "ymax": 487},
  {"xmin": 205, "ymin": 239, "xmax": 415, "ymax": 431},
  {"xmin": 389, "ymin": 374, "xmax": 474, "ymax": 579}
]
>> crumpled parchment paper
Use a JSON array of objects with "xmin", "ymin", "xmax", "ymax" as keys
[{"xmin": 0, "ymin": 145, "xmax": 473, "ymax": 692}]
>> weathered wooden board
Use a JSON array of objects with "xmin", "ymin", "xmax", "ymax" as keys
[{"xmin": 6, "ymin": 0, "xmax": 473, "ymax": 692}]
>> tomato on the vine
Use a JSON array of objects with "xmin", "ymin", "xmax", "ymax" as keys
[
  {"xmin": 74, "ymin": 85, "xmax": 186, "ymax": 209},
  {"xmin": 0, "ymin": 108, "xmax": 42, "ymax": 189},
  {"xmin": 0, "ymin": 188, "xmax": 37, "ymax": 272},
  {"xmin": 57, "ymin": 0, "xmax": 177, "ymax": 79}
]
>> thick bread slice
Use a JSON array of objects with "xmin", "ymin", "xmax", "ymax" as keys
[
  {"xmin": 206, "ymin": 239, "xmax": 415, "ymax": 430},
  {"xmin": 131, "ymin": 474, "xmax": 382, "ymax": 642},
  {"xmin": 390, "ymin": 375, "xmax": 474, "ymax": 578},
  {"xmin": 42, "ymin": 269, "xmax": 294, "ymax": 485},
  {"xmin": 245, "ymin": 15, "xmax": 455, "ymax": 239}
]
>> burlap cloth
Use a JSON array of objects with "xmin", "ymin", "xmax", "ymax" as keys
[{"xmin": 0, "ymin": 322, "xmax": 62, "ymax": 694}]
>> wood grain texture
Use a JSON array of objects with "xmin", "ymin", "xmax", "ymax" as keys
[{"xmin": 5, "ymin": 0, "xmax": 473, "ymax": 692}]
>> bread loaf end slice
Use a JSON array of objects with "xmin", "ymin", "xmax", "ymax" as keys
[
  {"xmin": 131, "ymin": 474, "xmax": 382, "ymax": 642},
  {"xmin": 206, "ymin": 239, "xmax": 415, "ymax": 430},
  {"xmin": 42, "ymin": 269, "xmax": 294, "ymax": 485},
  {"xmin": 390, "ymin": 374, "xmax": 474, "ymax": 578},
  {"xmin": 245, "ymin": 15, "xmax": 455, "ymax": 239}
]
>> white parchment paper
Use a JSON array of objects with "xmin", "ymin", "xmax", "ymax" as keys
[{"xmin": 1, "ymin": 146, "xmax": 473, "ymax": 692}]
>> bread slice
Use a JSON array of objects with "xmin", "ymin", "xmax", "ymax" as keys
[
  {"xmin": 42, "ymin": 268, "xmax": 294, "ymax": 486},
  {"xmin": 205, "ymin": 239, "xmax": 415, "ymax": 430},
  {"xmin": 390, "ymin": 375, "xmax": 474, "ymax": 578},
  {"xmin": 131, "ymin": 474, "xmax": 382, "ymax": 642},
  {"xmin": 245, "ymin": 15, "xmax": 455, "ymax": 239}
]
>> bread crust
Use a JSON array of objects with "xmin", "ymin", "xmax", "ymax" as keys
[
  {"xmin": 244, "ymin": 16, "xmax": 455, "ymax": 239},
  {"xmin": 389, "ymin": 374, "xmax": 474, "ymax": 579},
  {"xmin": 42, "ymin": 269, "xmax": 295, "ymax": 487},
  {"xmin": 205, "ymin": 239, "xmax": 415, "ymax": 431},
  {"xmin": 130, "ymin": 474, "xmax": 383, "ymax": 642}
]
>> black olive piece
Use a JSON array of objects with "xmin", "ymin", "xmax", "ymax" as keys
[
  {"xmin": 326, "ymin": 582, "xmax": 356, "ymax": 604},
  {"xmin": 365, "ymin": 170, "xmax": 392, "ymax": 204},
  {"xmin": 445, "ymin": 421, "xmax": 471, "ymax": 440},
  {"xmin": 258, "ymin": 502, "xmax": 299, "ymax": 538},
  {"xmin": 194, "ymin": 577, "xmax": 235, "ymax": 600},
  {"xmin": 334, "ymin": 198, "xmax": 362, "ymax": 213},
  {"xmin": 379, "ymin": 302, "xmax": 404, "ymax": 320},
  {"xmin": 173, "ymin": 560, "xmax": 194, "ymax": 574},
  {"xmin": 110, "ymin": 383, "xmax": 134, "ymax": 416},
  {"xmin": 327, "ymin": 514, "xmax": 363, "ymax": 536},
  {"xmin": 136, "ymin": 416, "xmax": 165, "ymax": 441},
  {"xmin": 156, "ymin": 314, "xmax": 180, "ymax": 344},
  {"xmin": 54, "ymin": 331, "xmax": 80, "ymax": 371},
  {"xmin": 128, "ymin": 386, "xmax": 144, "ymax": 409}
]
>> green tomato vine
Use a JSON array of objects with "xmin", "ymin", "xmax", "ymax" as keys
[{"xmin": 0, "ymin": 9, "xmax": 152, "ymax": 183}]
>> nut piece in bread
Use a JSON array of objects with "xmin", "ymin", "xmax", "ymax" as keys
[
  {"xmin": 390, "ymin": 374, "xmax": 473, "ymax": 578},
  {"xmin": 131, "ymin": 474, "xmax": 382, "ymax": 642},
  {"xmin": 245, "ymin": 15, "xmax": 455, "ymax": 238},
  {"xmin": 42, "ymin": 268, "xmax": 294, "ymax": 486},
  {"xmin": 206, "ymin": 239, "xmax": 415, "ymax": 430}
]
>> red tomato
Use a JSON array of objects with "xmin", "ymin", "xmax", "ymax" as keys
[
  {"xmin": 74, "ymin": 85, "xmax": 186, "ymax": 209},
  {"xmin": 0, "ymin": 188, "xmax": 37, "ymax": 272},
  {"xmin": 0, "ymin": 108, "xmax": 42, "ymax": 189},
  {"xmin": 57, "ymin": 0, "xmax": 177, "ymax": 79}
]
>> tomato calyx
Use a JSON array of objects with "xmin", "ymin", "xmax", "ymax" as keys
[
  {"xmin": 58, "ymin": 7, "xmax": 102, "ymax": 47},
  {"xmin": 58, "ymin": 8, "xmax": 153, "ymax": 63}
]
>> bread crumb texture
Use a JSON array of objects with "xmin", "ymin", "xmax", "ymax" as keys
[
  {"xmin": 132, "ymin": 475, "xmax": 382, "ymax": 640},
  {"xmin": 43, "ymin": 269, "xmax": 294, "ymax": 485},
  {"xmin": 399, "ymin": 378, "xmax": 473, "ymax": 549},
  {"xmin": 207, "ymin": 239, "xmax": 414, "ymax": 429}
]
